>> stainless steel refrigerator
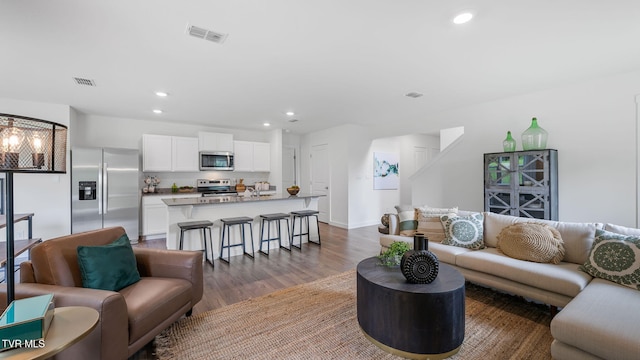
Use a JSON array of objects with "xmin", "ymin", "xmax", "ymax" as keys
[{"xmin": 71, "ymin": 147, "xmax": 140, "ymax": 242}]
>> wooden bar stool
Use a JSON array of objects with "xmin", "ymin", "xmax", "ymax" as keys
[
  {"xmin": 259, "ymin": 213, "xmax": 291, "ymax": 256},
  {"xmin": 177, "ymin": 220, "xmax": 214, "ymax": 267},
  {"xmin": 290, "ymin": 210, "xmax": 321, "ymax": 250},
  {"xmin": 219, "ymin": 216, "xmax": 255, "ymax": 264}
]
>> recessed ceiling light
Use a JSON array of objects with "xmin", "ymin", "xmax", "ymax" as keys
[
  {"xmin": 453, "ymin": 12, "xmax": 473, "ymax": 24},
  {"xmin": 155, "ymin": 92, "xmax": 168, "ymax": 97},
  {"xmin": 153, "ymin": 109, "xmax": 163, "ymax": 114},
  {"xmin": 286, "ymin": 111, "xmax": 295, "ymax": 116},
  {"xmin": 263, "ymin": 122, "xmax": 271, "ymax": 127}
]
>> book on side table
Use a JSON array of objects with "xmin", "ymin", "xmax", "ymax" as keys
[{"xmin": 0, "ymin": 294, "xmax": 54, "ymax": 351}]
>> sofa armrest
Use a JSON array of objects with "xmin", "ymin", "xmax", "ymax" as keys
[
  {"xmin": 0, "ymin": 283, "xmax": 129, "ymax": 360},
  {"xmin": 133, "ymin": 248, "xmax": 203, "ymax": 304},
  {"xmin": 388, "ymin": 213, "xmax": 400, "ymax": 235}
]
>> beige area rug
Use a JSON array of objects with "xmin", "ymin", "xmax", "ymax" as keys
[{"xmin": 155, "ymin": 270, "xmax": 553, "ymax": 360}]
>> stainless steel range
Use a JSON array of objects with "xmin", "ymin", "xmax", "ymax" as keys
[{"xmin": 197, "ymin": 179, "xmax": 237, "ymax": 197}]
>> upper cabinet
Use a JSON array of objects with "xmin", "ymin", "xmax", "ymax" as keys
[
  {"xmin": 233, "ymin": 140, "xmax": 271, "ymax": 172},
  {"xmin": 198, "ymin": 132, "xmax": 234, "ymax": 152},
  {"xmin": 143, "ymin": 134, "xmax": 199, "ymax": 172},
  {"xmin": 172, "ymin": 136, "xmax": 199, "ymax": 172}
]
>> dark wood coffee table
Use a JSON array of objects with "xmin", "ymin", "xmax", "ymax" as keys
[{"xmin": 357, "ymin": 256, "xmax": 465, "ymax": 359}]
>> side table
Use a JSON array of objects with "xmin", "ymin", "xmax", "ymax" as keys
[
  {"xmin": 0, "ymin": 306, "xmax": 99, "ymax": 360},
  {"xmin": 357, "ymin": 256, "xmax": 465, "ymax": 359}
]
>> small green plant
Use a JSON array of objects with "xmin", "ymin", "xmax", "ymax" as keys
[{"xmin": 378, "ymin": 241, "xmax": 411, "ymax": 267}]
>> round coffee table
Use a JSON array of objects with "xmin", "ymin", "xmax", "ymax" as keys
[{"xmin": 357, "ymin": 256, "xmax": 465, "ymax": 359}]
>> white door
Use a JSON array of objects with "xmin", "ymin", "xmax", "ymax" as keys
[
  {"xmin": 311, "ymin": 144, "xmax": 329, "ymax": 223},
  {"xmin": 282, "ymin": 146, "xmax": 297, "ymax": 187},
  {"xmin": 414, "ymin": 146, "xmax": 427, "ymax": 173}
]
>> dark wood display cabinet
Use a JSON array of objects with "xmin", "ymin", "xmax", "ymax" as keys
[{"xmin": 484, "ymin": 149, "xmax": 558, "ymax": 220}]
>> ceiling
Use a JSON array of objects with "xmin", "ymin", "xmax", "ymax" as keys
[{"xmin": 2, "ymin": 1, "xmax": 640, "ymax": 135}]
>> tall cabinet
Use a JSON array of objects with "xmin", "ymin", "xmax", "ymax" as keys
[{"xmin": 484, "ymin": 149, "xmax": 558, "ymax": 220}]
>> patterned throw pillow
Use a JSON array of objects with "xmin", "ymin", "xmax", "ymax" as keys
[
  {"xmin": 580, "ymin": 229, "xmax": 640, "ymax": 290},
  {"xmin": 416, "ymin": 208, "xmax": 458, "ymax": 243},
  {"xmin": 497, "ymin": 223, "xmax": 565, "ymax": 264},
  {"xmin": 441, "ymin": 213, "xmax": 485, "ymax": 249},
  {"xmin": 395, "ymin": 205, "xmax": 417, "ymax": 236}
]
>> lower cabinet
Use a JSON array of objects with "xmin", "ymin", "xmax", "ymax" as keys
[{"xmin": 142, "ymin": 194, "xmax": 201, "ymax": 237}]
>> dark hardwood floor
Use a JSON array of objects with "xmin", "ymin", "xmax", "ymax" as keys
[{"xmin": 130, "ymin": 222, "xmax": 382, "ymax": 359}]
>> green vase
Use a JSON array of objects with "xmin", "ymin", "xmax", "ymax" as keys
[
  {"xmin": 502, "ymin": 131, "xmax": 516, "ymax": 152},
  {"xmin": 521, "ymin": 117, "xmax": 548, "ymax": 150}
]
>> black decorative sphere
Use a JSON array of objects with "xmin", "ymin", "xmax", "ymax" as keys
[{"xmin": 401, "ymin": 251, "xmax": 439, "ymax": 284}]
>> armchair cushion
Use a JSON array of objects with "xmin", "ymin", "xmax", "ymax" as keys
[{"xmin": 77, "ymin": 234, "xmax": 141, "ymax": 291}]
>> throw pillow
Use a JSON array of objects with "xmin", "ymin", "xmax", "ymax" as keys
[
  {"xmin": 580, "ymin": 229, "xmax": 640, "ymax": 290},
  {"xmin": 77, "ymin": 234, "xmax": 141, "ymax": 291},
  {"xmin": 497, "ymin": 223, "xmax": 565, "ymax": 264},
  {"xmin": 395, "ymin": 205, "xmax": 418, "ymax": 236},
  {"xmin": 416, "ymin": 208, "xmax": 458, "ymax": 242},
  {"xmin": 440, "ymin": 213, "xmax": 485, "ymax": 249}
]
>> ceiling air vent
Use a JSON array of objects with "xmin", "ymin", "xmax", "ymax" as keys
[
  {"xmin": 186, "ymin": 24, "xmax": 228, "ymax": 44},
  {"xmin": 288, "ymin": 119, "xmax": 299, "ymax": 123},
  {"xmin": 405, "ymin": 92, "xmax": 423, "ymax": 98},
  {"xmin": 73, "ymin": 77, "xmax": 96, "ymax": 86}
]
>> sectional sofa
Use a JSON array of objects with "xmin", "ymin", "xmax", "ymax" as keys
[{"xmin": 379, "ymin": 210, "xmax": 640, "ymax": 360}]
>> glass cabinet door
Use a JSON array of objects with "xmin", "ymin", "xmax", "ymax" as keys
[{"xmin": 484, "ymin": 150, "xmax": 558, "ymax": 220}]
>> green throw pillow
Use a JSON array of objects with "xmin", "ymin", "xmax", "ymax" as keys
[
  {"xmin": 77, "ymin": 234, "xmax": 141, "ymax": 291},
  {"xmin": 581, "ymin": 229, "xmax": 640, "ymax": 290},
  {"xmin": 441, "ymin": 213, "xmax": 485, "ymax": 249}
]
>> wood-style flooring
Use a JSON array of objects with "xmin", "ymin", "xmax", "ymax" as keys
[{"xmin": 130, "ymin": 222, "xmax": 382, "ymax": 359}]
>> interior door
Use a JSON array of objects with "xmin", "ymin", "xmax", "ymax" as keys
[{"xmin": 311, "ymin": 144, "xmax": 329, "ymax": 223}]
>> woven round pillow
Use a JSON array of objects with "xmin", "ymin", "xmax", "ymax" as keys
[{"xmin": 496, "ymin": 223, "xmax": 565, "ymax": 264}]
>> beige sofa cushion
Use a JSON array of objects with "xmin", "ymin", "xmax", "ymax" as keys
[
  {"xmin": 379, "ymin": 234, "xmax": 471, "ymax": 265},
  {"xmin": 483, "ymin": 212, "xmax": 599, "ymax": 265},
  {"xmin": 551, "ymin": 278, "xmax": 640, "ymax": 360},
  {"xmin": 604, "ymin": 223, "xmax": 640, "ymax": 236},
  {"xmin": 415, "ymin": 210, "xmax": 457, "ymax": 243},
  {"xmin": 497, "ymin": 223, "xmax": 565, "ymax": 264},
  {"xmin": 456, "ymin": 248, "xmax": 592, "ymax": 298}
]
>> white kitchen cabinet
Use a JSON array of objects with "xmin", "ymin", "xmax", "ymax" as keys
[
  {"xmin": 253, "ymin": 142, "xmax": 271, "ymax": 172},
  {"xmin": 198, "ymin": 132, "xmax": 234, "ymax": 152},
  {"xmin": 142, "ymin": 194, "xmax": 201, "ymax": 236},
  {"xmin": 142, "ymin": 134, "xmax": 172, "ymax": 171},
  {"xmin": 233, "ymin": 141, "xmax": 270, "ymax": 172},
  {"xmin": 142, "ymin": 134, "xmax": 199, "ymax": 172},
  {"xmin": 172, "ymin": 136, "xmax": 199, "ymax": 172}
]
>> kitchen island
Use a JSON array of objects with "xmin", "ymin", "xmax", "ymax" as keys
[{"xmin": 163, "ymin": 193, "xmax": 321, "ymax": 260}]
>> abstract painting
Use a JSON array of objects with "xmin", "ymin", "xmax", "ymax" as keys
[{"xmin": 373, "ymin": 152, "xmax": 399, "ymax": 190}]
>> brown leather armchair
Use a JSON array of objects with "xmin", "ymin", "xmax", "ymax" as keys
[{"xmin": 1, "ymin": 226, "xmax": 203, "ymax": 360}]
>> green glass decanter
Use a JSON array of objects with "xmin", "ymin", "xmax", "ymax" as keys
[
  {"xmin": 521, "ymin": 117, "xmax": 548, "ymax": 150},
  {"xmin": 502, "ymin": 131, "xmax": 516, "ymax": 152}
]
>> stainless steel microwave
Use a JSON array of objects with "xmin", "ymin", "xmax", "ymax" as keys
[{"xmin": 199, "ymin": 151, "xmax": 234, "ymax": 171}]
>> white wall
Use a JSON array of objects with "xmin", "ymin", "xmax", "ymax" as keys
[
  {"xmin": 0, "ymin": 98, "xmax": 71, "ymax": 240},
  {"xmin": 411, "ymin": 69, "xmax": 640, "ymax": 227},
  {"xmin": 301, "ymin": 125, "xmax": 438, "ymax": 229}
]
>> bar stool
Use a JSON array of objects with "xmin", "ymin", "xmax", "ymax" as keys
[
  {"xmin": 219, "ymin": 216, "xmax": 255, "ymax": 264},
  {"xmin": 177, "ymin": 220, "xmax": 214, "ymax": 267},
  {"xmin": 290, "ymin": 210, "xmax": 321, "ymax": 250},
  {"xmin": 259, "ymin": 213, "xmax": 291, "ymax": 256}
]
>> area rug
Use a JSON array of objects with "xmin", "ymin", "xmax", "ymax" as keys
[{"xmin": 155, "ymin": 270, "xmax": 553, "ymax": 359}]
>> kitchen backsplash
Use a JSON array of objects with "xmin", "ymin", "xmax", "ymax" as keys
[{"xmin": 141, "ymin": 172, "xmax": 270, "ymax": 189}]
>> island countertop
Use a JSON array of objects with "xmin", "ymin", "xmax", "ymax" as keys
[
  {"xmin": 164, "ymin": 192, "xmax": 322, "ymax": 255},
  {"xmin": 162, "ymin": 193, "xmax": 319, "ymax": 206}
]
